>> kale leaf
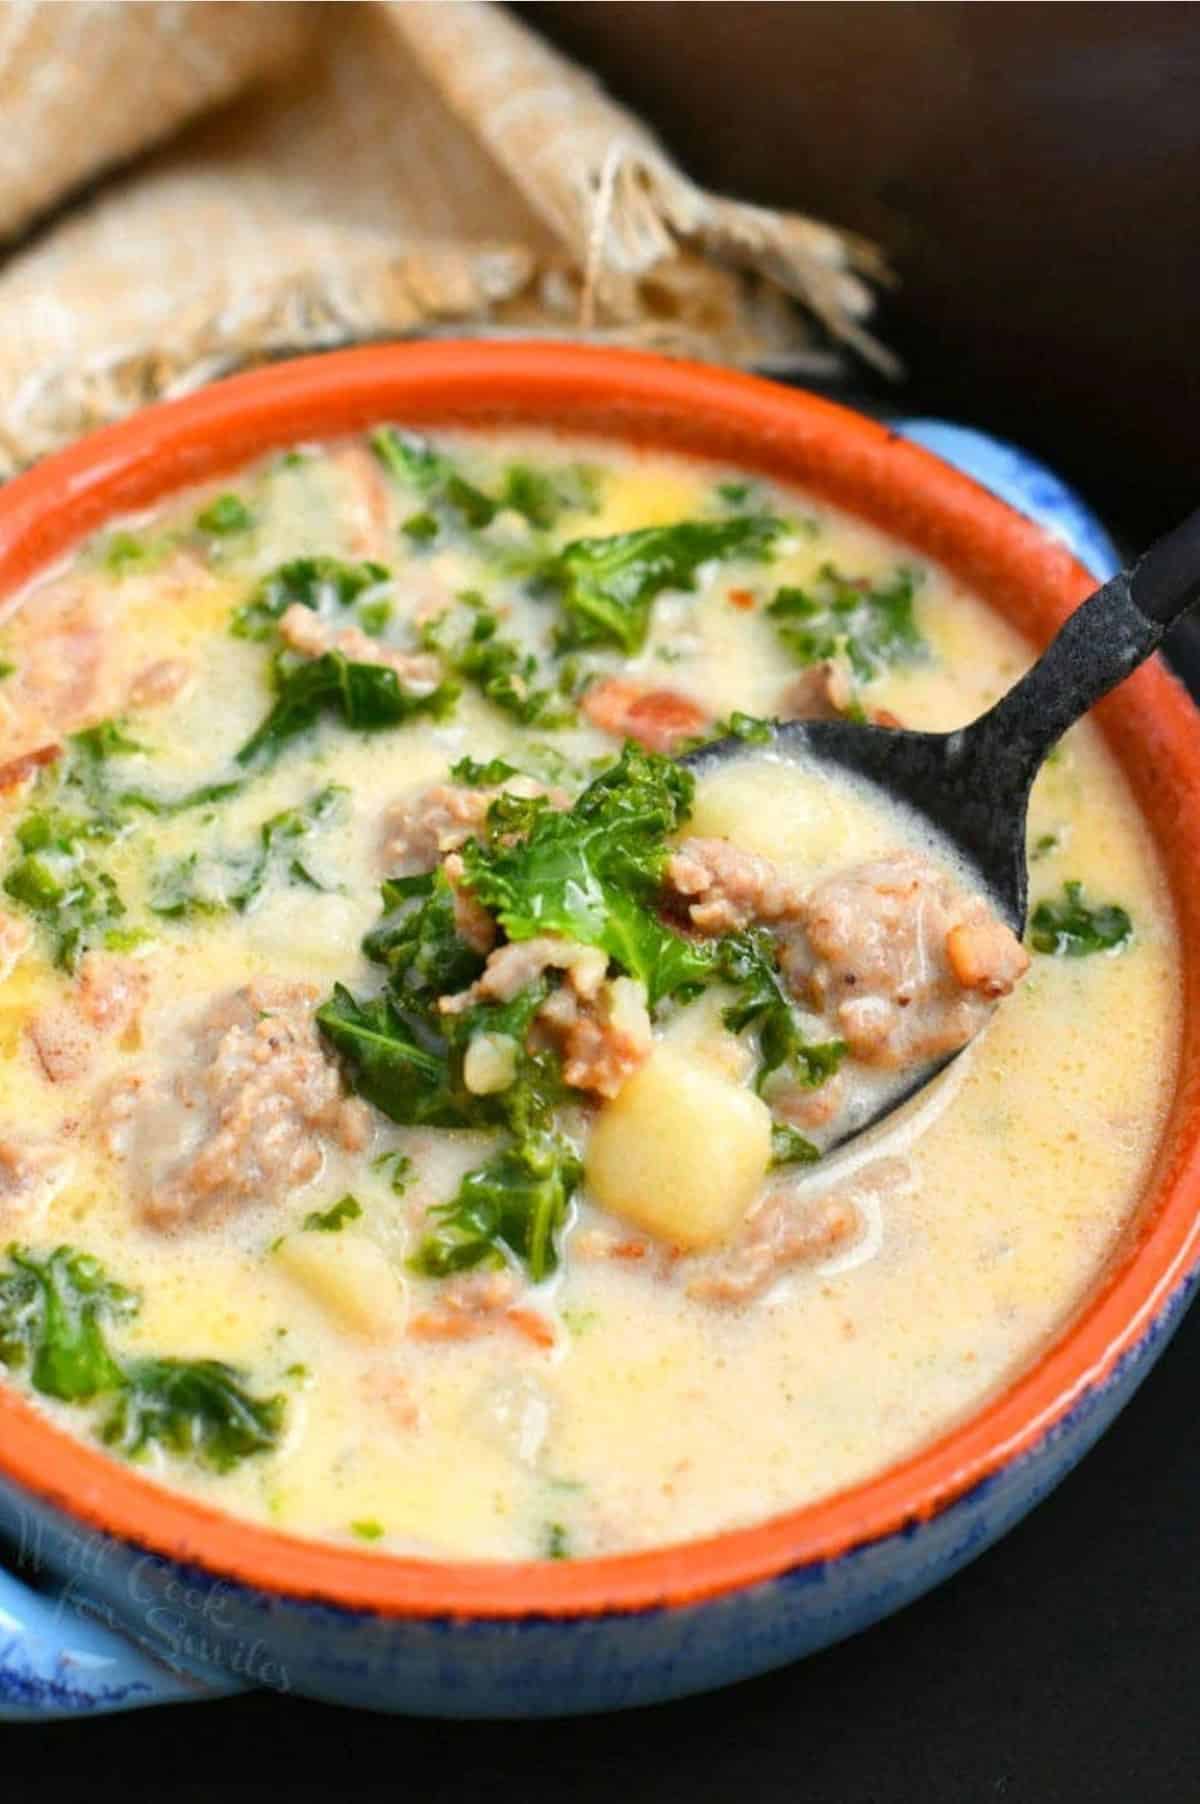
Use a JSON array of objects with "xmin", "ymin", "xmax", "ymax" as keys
[
  {"xmin": 0, "ymin": 1246, "xmax": 284, "ymax": 1472},
  {"xmin": 196, "ymin": 493, "xmax": 254, "ymax": 537},
  {"xmin": 421, "ymin": 596, "xmax": 573, "ymax": 729},
  {"xmin": 551, "ymin": 514, "xmax": 784, "ymax": 655},
  {"xmin": 717, "ymin": 930, "xmax": 847, "ymax": 1091},
  {"xmin": 768, "ymin": 563, "xmax": 924, "ymax": 684},
  {"xmin": 150, "ymin": 784, "xmax": 346, "ymax": 919},
  {"xmin": 101, "ymin": 1357, "xmax": 284, "ymax": 1473},
  {"xmin": 770, "ymin": 1124, "xmax": 821, "ymax": 1168},
  {"xmin": 370, "ymin": 428, "xmax": 497, "ymax": 530},
  {"xmin": 449, "ymin": 755, "xmax": 519, "ymax": 786},
  {"xmin": 460, "ymin": 743, "xmax": 713, "ymax": 1004},
  {"xmin": 0, "ymin": 1245, "xmax": 135, "ymax": 1400},
  {"xmin": 1029, "ymin": 880, "xmax": 1133, "ymax": 957},
  {"xmin": 410, "ymin": 1130, "xmax": 580, "ymax": 1283},
  {"xmin": 363, "ymin": 869, "xmax": 488, "ymax": 1005},
  {"xmin": 235, "ymin": 651, "xmax": 458, "ymax": 769},
  {"xmin": 316, "ymin": 984, "xmax": 475, "ymax": 1128},
  {"xmin": 303, "ymin": 1195, "xmax": 363, "ymax": 1233},
  {"xmin": 498, "ymin": 463, "xmax": 598, "ymax": 530},
  {"xmin": 231, "ymin": 556, "xmax": 390, "ymax": 642}
]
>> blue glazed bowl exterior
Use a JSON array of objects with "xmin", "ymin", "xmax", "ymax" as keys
[{"xmin": 0, "ymin": 404, "xmax": 1184, "ymax": 1720}]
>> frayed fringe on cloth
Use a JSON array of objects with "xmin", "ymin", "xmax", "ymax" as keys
[{"xmin": 0, "ymin": 0, "xmax": 893, "ymax": 476}]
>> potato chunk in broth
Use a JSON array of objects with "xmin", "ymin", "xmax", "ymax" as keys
[{"xmin": 0, "ymin": 430, "xmax": 1177, "ymax": 1560}]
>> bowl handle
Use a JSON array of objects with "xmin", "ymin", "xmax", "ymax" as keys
[
  {"xmin": 895, "ymin": 419, "xmax": 1119, "ymax": 581},
  {"xmin": 0, "ymin": 1561, "xmax": 247, "ymax": 1721}
]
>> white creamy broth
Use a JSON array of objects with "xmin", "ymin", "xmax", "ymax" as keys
[{"xmin": 0, "ymin": 428, "xmax": 1178, "ymax": 1561}]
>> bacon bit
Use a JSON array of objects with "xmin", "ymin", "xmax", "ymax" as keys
[
  {"xmin": 0, "ymin": 742, "xmax": 60, "ymax": 793},
  {"xmin": 574, "ymin": 1228, "xmax": 649, "ymax": 1262},
  {"xmin": 505, "ymin": 1307, "xmax": 557, "ymax": 1350},
  {"xmin": 408, "ymin": 1306, "xmax": 556, "ymax": 1349},
  {"xmin": 727, "ymin": 588, "xmax": 756, "ymax": 611},
  {"xmin": 582, "ymin": 678, "xmax": 711, "ymax": 752}
]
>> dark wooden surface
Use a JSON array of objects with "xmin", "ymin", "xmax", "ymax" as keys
[{"xmin": 520, "ymin": 1, "xmax": 1200, "ymax": 542}]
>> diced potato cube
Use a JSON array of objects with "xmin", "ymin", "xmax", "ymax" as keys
[
  {"xmin": 687, "ymin": 762, "xmax": 849, "ymax": 869},
  {"xmin": 584, "ymin": 1046, "xmax": 771, "ymax": 1249},
  {"xmin": 275, "ymin": 1232, "xmax": 404, "ymax": 1340}
]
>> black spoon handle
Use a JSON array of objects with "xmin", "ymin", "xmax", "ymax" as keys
[
  {"xmin": 1130, "ymin": 504, "xmax": 1200, "ymax": 625},
  {"xmin": 960, "ymin": 504, "xmax": 1200, "ymax": 786}
]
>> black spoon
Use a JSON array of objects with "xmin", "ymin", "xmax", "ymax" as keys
[{"xmin": 682, "ymin": 505, "xmax": 1200, "ymax": 1149}]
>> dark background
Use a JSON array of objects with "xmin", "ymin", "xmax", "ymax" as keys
[
  {"xmin": 7, "ymin": 5, "xmax": 1200, "ymax": 1797},
  {"xmin": 523, "ymin": 1, "xmax": 1200, "ymax": 546}
]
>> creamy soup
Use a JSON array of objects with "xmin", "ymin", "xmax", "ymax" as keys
[{"xmin": 0, "ymin": 430, "xmax": 1177, "ymax": 1561}]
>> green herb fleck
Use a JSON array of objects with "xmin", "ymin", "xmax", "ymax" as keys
[
  {"xmin": 1029, "ymin": 881, "xmax": 1132, "ymax": 957},
  {"xmin": 302, "ymin": 1195, "xmax": 363, "ymax": 1233},
  {"xmin": 351, "ymin": 1519, "xmax": 386, "ymax": 1542},
  {"xmin": 196, "ymin": 494, "xmax": 253, "ymax": 536},
  {"xmin": 770, "ymin": 1124, "xmax": 821, "ymax": 1168},
  {"xmin": 768, "ymin": 563, "xmax": 925, "ymax": 684}
]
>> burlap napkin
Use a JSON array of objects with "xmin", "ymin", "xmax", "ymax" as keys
[{"xmin": 0, "ymin": 1, "xmax": 890, "ymax": 476}]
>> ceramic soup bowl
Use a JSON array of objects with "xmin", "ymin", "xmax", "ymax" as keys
[{"xmin": 0, "ymin": 345, "xmax": 1197, "ymax": 1719}]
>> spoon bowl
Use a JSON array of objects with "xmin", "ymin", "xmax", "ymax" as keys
[{"xmin": 684, "ymin": 503, "xmax": 1200, "ymax": 1148}]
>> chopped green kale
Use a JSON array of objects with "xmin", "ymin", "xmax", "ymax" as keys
[
  {"xmin": 422, "ymin": 596, "xmax": 573, "ymax": 729},
  {"xmin": 372, "ymin": 1150, "xmax": 414, "ymax": 1195},
  {"xmin": 770, "ymin": 1124, "xmax": 821, "ymax": 1168},
  {"xmin": 364, "ymin": 868, "xmax": 488, "ymax": 1005},
  {"xmin": 370, "ymin": 427, "xmax": 497, "ymax": 529},
  {"xmin": 101, "ymin": 1357, "xmax": 284, "ymax": 1473},
  {"xmin": 411, "ymin": 1129, "xmax": 579, "ymax": 1283},
  {"xmin": 231, "ymin": 555, "xmax": 390, "ymax": 642},
  {"xmin": 196, "ymin": 493, "xmax": 254, "ymax": 536},
  {"xmin": 460, "ymin": 743, "xmax": 713, "ymax": 1004},
  {"xmin": 1029, "ymin": 881, "xmax": 1132, "ymax": 957},
  {"xmin": 0, "ymin": 659, "xmax": 15, "ymax": 681},
  {"xmin": 302, "ymin": 1195, "xmax": 363, "ymax": 1233},
  {"xmin": 541, "ymin": 1520, "xmax": 572, "ymax": 1560},
  {"xmin": 718, "ymin": 930, "xmax": 847, "ymax": 1092},
  {"xmin": 351, "ymin": 1519, "xmax": 386, "ymax": 1541},
  {"xmin": 498, "ymin": 463, "xmax": 598, "ymax": 530},
  {"xmin": 0, "ymin": 1245, "xmax": 134, "ymax": 1400},
  {"xmin": 102, "ymin": 532, "xmax": 170, "ymax": 579},
  {"xmin": 316, "ymin": 985, "xmax": 475, "ymax": 1129},
  {"xmin": 150, "ymin": 783, "xmax": 345, "ymax": 919},
  {"xmin": 0, "ymin": 1246, "xmax": 285, "ymax": 1472},
  {"xmin": 551, "ymin": 514, "xmax": 784, "ymax": 655},
  {"xmin": 235, "ymin": 651, "xmax": 458, "ymax": 769},
  {"xmin": 449, "ymin": 755, "xmax": 519, "ymax": 786},
  {"xmin": 768, "ymin": 563, "xmax": 925, "ymax": 684}
]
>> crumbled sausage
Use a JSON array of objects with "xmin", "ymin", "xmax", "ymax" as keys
[
  {"xmin": 278, "ymin": 603, "xmax": 443, "ymax": 690},
  {"xmin": 533, "ymin": 975, "xmax": 652, "ymax": 1099},
  {"xmin": 28, "ymin": 953, "xmax": 147, "ymax": 1085},
  {"xmin": 688, "ymin": 1157, "xmax": 907, "ymax": 1303},
  {"xmin": 665, "ymin": 836, "xmax": 808, "ymax": 933},
  {"xmin": 442, "ymin": 852, "xmax": 498, "ymax": 955},
  {"xmin": 127, "ymin": 658, "xmax": 191, "ymax": 709},
  {"xmin": 0, "ymin": 742, "xmax": 60, "ymax": 794},
  {"xmin": 440, "ymin": 934, "xmax": 608, "ymax": 1015},
  {"xmin": 794, "ymin": 852, "xmax": 1029, "ymax": 1068},
  {"xmin": 582, "ymin": 678, "xmax": 711, "ymax": 752},
  {"xmin": 776, "ymin": 662, "xmax": 904, "ymax": 729},
  {"xmin": 333, "ymin": 442, "xmax": 395, "ymax": 560},
  {"xmin": 408, "ymin": 1269, "xmax": 552, "ymax": 1346},
  {"xmin": 380, "ymin": 777, "xmax": 568, "ymax": 874},
  {"xmin": 0, "ymin": 910, "xmax": 30, "ymax": 981},
  {"xmin": 131, "ymin": 979, "xmax": 369, "ymax": 1230},
  {"xmin": 0, "ymin": 1136, "xmax": 70, "ymax": 1227}
]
